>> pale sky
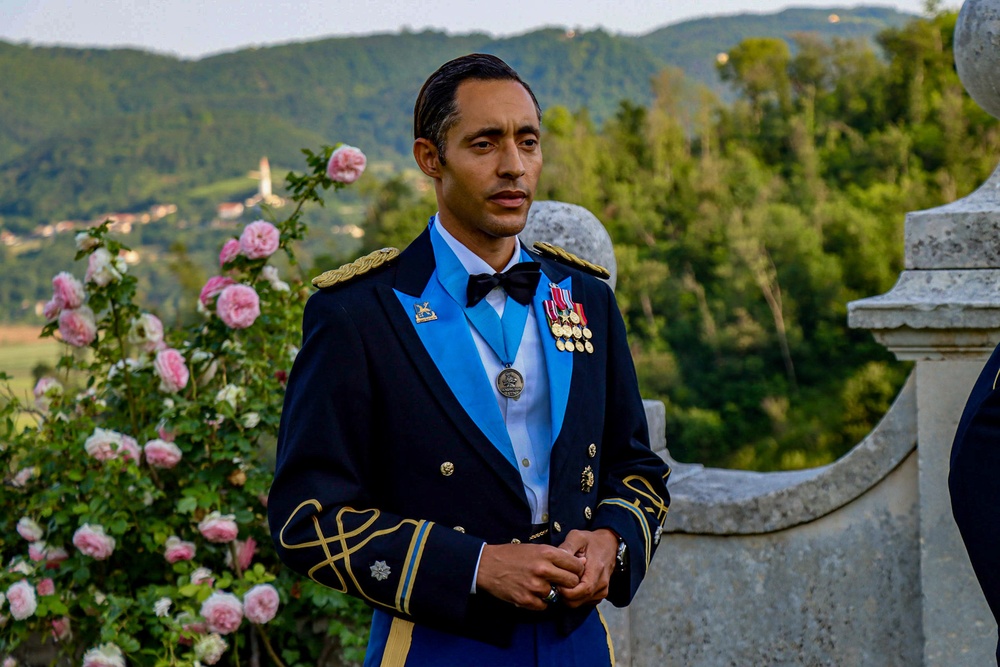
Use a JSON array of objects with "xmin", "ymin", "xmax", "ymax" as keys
[{"xmin": 0, "ymin": 0, "xmax": 940, "ymax": 59}]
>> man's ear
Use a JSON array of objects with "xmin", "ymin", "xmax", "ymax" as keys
[{"xmin": 413, "ymin": 138, "xmax": 442, "ymax": 178}]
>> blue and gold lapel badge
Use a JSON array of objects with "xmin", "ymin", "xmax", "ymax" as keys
[{"xmin": 414, "ymin": 301, "xmax": 438, "ymax": 324}]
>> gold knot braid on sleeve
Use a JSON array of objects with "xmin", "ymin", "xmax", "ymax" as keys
[
  {"xmin": 532, "ymin": 241, "xmax": 611, "ymax": 280},
  {"xmin": 312, "ymin": 247, "xmax": 401, "ymax": 289}
]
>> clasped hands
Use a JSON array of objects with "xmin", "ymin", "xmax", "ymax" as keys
[{"xmin": 476, "ymin": 528, "xmax": 619, "ymax": 611}]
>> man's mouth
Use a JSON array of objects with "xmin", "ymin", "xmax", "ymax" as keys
[{"xmin": 489, "ymin": 190, "xmax": 528, "ymax": 208}]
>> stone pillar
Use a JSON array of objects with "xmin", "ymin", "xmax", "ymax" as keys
[{"xmin": 848, "ymin": 2, "xmax": 1000, "ymax": 663}]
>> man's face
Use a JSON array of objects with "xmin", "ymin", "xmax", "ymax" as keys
[{"xmin": 433, "ymin": 78, "xmax": 542, "ymax": 249}]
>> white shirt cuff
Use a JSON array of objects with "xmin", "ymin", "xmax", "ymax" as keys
[{"xmin": 471, "ymin": 542, "xmax": 486, "ymax": 593}]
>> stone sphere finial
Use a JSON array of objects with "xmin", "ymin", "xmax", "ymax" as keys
[{"xmin": 955, "ymin": 0, "xmax": 1000, "ymax": 119}]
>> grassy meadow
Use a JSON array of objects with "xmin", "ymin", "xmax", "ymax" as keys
[{"xmin": 0, "ymin": 325, "xmax": 62, "ymax": 400}]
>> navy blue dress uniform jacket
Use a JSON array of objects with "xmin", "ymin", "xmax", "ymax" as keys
[
  {"xmin": 268, "ymin": 227, "xmax": 671, "ymax": 646},
  {"xmin": 951, "ymin": 343, "xmax": 1000, "ymax": 662}
]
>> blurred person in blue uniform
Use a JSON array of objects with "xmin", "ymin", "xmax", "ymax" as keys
[{"xmin": 268, "ymin": 54, "xmax": 670, "ymax": 667}]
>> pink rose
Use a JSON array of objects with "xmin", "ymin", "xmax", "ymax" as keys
[
  {"xmin": 52, "ymin": 272, "xmax": 85, "ymax": 310},
  {"xmin": 163, "ymin": 536, "xmax": 196, "ymax": 563},
  {"xmin": 157, "ymin": 422, "xmax": 176, "ymax": 442},
  {"xmin": 154, "ymin": 348, "xmax": 189, "ymax": 393},
  {"xmin": 194, "ymin": 634, "xmax": 228, "ymax": 664},
  {"xmin": 177, "ymin": 612, "xmax": 207, "ymax": 646},
  {"xmin": 82, "ymin": 643, "xmax": 124, "ymax": 667},
  {"xmin": 190, "ymin": 567, "xmax": 215, "ymax": 586},
  {"xmin": 84, "ymin": 428, "xmax": 133, "ymax": 462},
  {"xmin": 127, "ymin": 313, "xmax": 164, "ymax": 352},
  {"xmin": 198, "ymin": 512, "xmax": 238, "ymax": 543},
  {"xmin": 219, "ymin": 239, "xmax": 241, "ymax": 267},
  {"xmin": 238, "ymin": 220, "xmax": 280, "ymax": 260},
  {"xmin": 85, "ymin": 248, "xmax": 125, "ymax": 287},
  {"xmin": 145, "ymin": 439, "xmax": 182, "ymax": 468},
  {"xmin": 29, "ymin": 541, "xmax": 47, "ymax": 561},
  {"xmin": 226, "ymin": 537, "xmax": 256, "ymax": 572},
  {"xmin": 58, "ymin": 306, "xmax": 97, "ymax": 347},
  {"xmin": 120, "ymin": 434, "xmax": 140, "ymax": 463},
  {"xmin": 72, "ymin": 524, "xmax": 116, "ymax": 560},
  {"xmin": 200, "ymin": 592, "xmax": 243, "ymax": 634},
  {"xmin": 6, "ymin": 580, "xmax": 37, "ymax": 620},
  {"xmin": 326, "ymin": 145, "xmax": 367, "ymax": 184},
  {"xmin": 33, "ymin": 376, "xmax": 62, "ymax": 411},
  {"xmin": 51, "ymin": 616, "xmax": 71, "ymax": 641},
  {"xmin": 199, "ymin": 276, "xmax": 236, "ymax": 307},
  {"xmin": 216, "ymin": 284, "xmax": 260, "ymax": 329},
  {"xmin": 16, "ymin": 517, "xmax": 43, "ymax": 542},
  {"xmin": 43, "ymin": 298, "xmax": 62, "ymax": 320},
  {"xmin": 243, "ymin": 584, "xmax": 279, "ymax": 624},
  {"xmin": 44, "ymin": 546, "xmax": 69, "ymax": 566},
  {"xmin": 36, "ymin": 578, "xmax": 55, "ymax": 596}
]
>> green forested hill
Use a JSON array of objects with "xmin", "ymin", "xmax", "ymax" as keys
[{"xmin": 0, "ymin": 6, "xmax": 913, "ymax": 228}]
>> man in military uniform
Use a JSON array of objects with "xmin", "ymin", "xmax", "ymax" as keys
[{"xmin": 269, "ymin": 53, "xmax": 670, "ymax": 666}]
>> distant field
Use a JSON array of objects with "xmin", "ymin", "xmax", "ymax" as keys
[{"xmin": 0, "ymin": 325, "xmax": 62, "ymax": 399}]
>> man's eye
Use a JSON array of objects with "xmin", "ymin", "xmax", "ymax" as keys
[{"xmin": 473, "ymin": 141, "xmax": 492, "ymax": 149}]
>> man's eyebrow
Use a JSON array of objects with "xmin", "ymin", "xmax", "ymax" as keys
[{"xmin": 461, "ymin": 124, "xmax": 541, "ymax": 142}]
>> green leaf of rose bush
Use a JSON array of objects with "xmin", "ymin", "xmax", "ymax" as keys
[{"xmin": 1, "ymin": 145, "xmax": 372, "ymax": 666}]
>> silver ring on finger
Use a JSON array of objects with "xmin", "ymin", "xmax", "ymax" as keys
[{"xmin": 543, "ymin": 585, "xmax": 559, "ymax": 604}]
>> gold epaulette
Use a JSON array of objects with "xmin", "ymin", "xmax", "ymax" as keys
[
  {"xmin": 312, "ymin": 247, "xmax": 400, "ymax": 289},
  {"xmin": 532, "ymin": 241, "xmax": 611, "ymax": 280}
]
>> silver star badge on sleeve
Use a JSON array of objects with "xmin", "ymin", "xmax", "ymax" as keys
[{"xmin": 370, "ymin": 560, "xmax": 391, "ymax": 581}]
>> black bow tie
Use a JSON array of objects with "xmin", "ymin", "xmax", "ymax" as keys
[{"xmin": 466, "ymin": 262, "xmax": 542, "ymax": 307}]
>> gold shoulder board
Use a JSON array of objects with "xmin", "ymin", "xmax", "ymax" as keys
[
  {"xmin": 532, "ymin": 241, "xmax": 611, "ymax": 280},
  {"xmin": 312, "ymin": 247, "xmax": 400, "ymax": 289}
]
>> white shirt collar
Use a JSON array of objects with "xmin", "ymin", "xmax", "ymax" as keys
[{"xmin": 433, "ymin": 214, "xmax": 521, "ymax": 277}]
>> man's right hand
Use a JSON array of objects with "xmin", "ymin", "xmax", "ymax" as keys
[{"xmin": 475, "ymin": 543, "xmax": 586, "ymax": 611}]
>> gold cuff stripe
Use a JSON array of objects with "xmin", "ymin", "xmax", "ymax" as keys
[
  {"xmin": 379, "ymin": 617, "xmax": 414, "ymax": 667},
  {"xmin": 597, "ymin": 607, "xmax": 617, "ymax": 667},
  {"xmin": 396, "ymin": 520, "xmax": 430, "ymax": 615},
  {"xmin": 623, "ymin": 475, "xmax": 670, "ymax": 522},
  {"xmin": 599, "ymin": 498, "xmax": 651, "ymax": 570}
]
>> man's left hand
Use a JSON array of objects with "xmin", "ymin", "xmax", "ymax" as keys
[{"xmin": 554, "ymin": 528, "xmax": 618, "ymax": 608}]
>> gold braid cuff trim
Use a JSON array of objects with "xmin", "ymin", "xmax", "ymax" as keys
[
  {"xmin": 532, "ymin": 241, "xmax": 611, "ymax": 279},
  {"xmin": 312, "ymin": 247, "xmax": 400, "ymax": 288}
]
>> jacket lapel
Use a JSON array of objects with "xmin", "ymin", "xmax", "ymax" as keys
[{"xmin": 373, "ymin": 229, "xmax": 527, "ymax": 503}]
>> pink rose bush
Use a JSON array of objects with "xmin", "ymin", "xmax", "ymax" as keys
[
  {"xmin": 216, "ymin": 284, "xmax": 260, "ymax": 329},
  {"xmin": 72, "ymin": 524, "xmax": 116, "ymax": 560},
  {"xmin": 243, "ymin": 584, "xmax": 280, "ymax": 624},
  {"xmin": 154, "ymin": 348, "xmax": 189, "ymax": 393},
  {"xmin": 239, "ymin": 220, "xmax": 280, "ymax": 259},
  {"xmin": 200, "ymin": 591, "xmax": 244, "ymax": 634},
  {"xmin": 326, "ymin": 144, "xmax": 367, "ymax": 183},
  {"xmin": 1, "ymin": 144, "xmax": 371, "ymax": 664}
]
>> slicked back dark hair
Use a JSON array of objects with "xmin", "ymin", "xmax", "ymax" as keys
[{"xmin": 414, "ymin": 53, "xmax": 542, "ymax": 164}]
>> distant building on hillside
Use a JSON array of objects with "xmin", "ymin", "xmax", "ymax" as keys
[{"xmin": 245, "ymin": 157, "xmax": 284, "ymax": 208}]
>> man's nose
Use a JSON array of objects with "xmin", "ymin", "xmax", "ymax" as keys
[{"xmin": 497, "ymin": 141, "xmax": 526, "ymax": 179}]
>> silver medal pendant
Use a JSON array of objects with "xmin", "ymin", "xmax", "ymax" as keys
[{"xmin": 497, "ymin": 367, "xmax": 524, "ymax": 401}]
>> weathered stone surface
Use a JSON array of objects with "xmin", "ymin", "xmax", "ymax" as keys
[
  {"xmin": 522, "ymin": 200, "xmax": 618, "ymax": 289},
  {"xmin": 905, "ymin": 167, "xmax": 1000, "ymax": 270},
  {"xmin": 955, "ymin": 0, "xmax": 1000, "ymax": 119},
  {"xmin": 848, "ymin": 268, "xmax": 1000, "ymax": 332},
  {"xmin": 628, "ymin": 453, "xmax": 922, "ymax": 667},
  {"xmin": 664, "ymin": 373, "xmax": 916, "ymax": 535}
]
